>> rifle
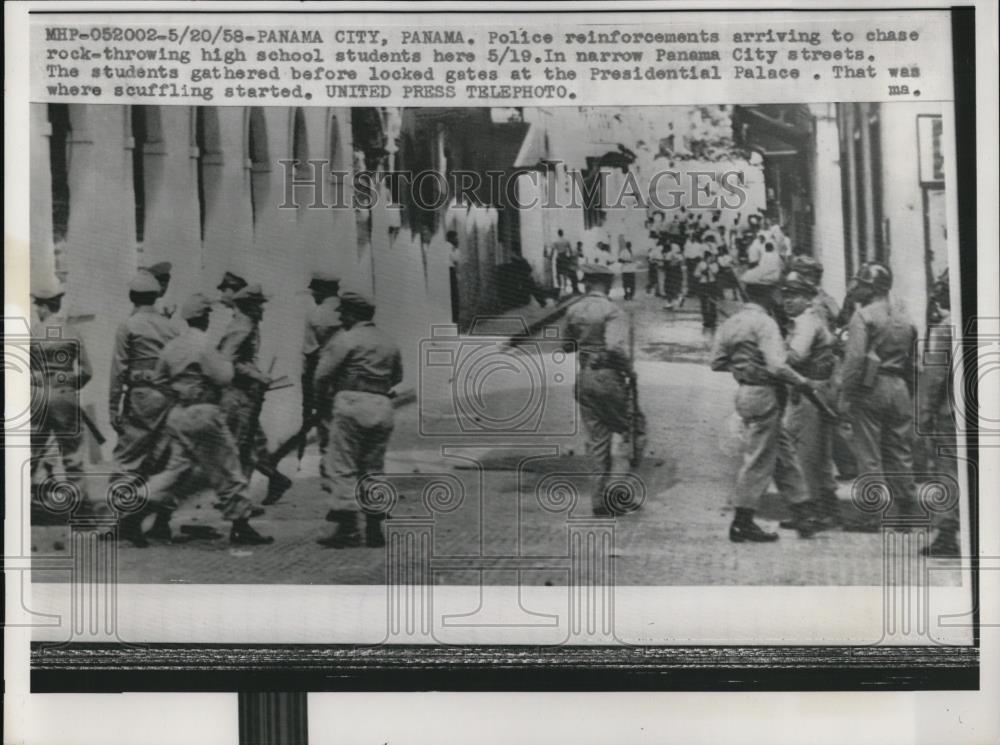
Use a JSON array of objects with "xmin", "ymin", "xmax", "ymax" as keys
[{"xmin": 80, "ymin": 409, "xmax": 106, "ymax": 446}]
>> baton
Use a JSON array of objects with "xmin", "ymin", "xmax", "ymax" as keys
[{"xmin": 80, "ymin": 409, "xmax": 107, "ymax": 445}]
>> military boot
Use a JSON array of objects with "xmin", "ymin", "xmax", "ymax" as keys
[
  {"xmin": 145, "ymin": 511, "xmax": 173, "ymax": 542},
  {"xmin": 117, "ymin": 513, "xmax": 149, "ymax": 548},
  {"xmin": 729, "ymin": 508, "xmax": 779, "ymax": 543},
  {"xmin": 230, "ymin": 518, "xmax": 274, "ymax": 546},
  {"xmin": 258, "ymin": 461, "xmax": 293, "ymax": 505},
  {"xmin": 317, "ymin": 510, "xmax": 361, "ymax": 549}
]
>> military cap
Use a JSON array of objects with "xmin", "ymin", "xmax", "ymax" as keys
[
  {"xmin": 789, "ymin": 254, "xmax": 823, "ymax": 281},
  {"xmin": 144, "ymin": 261, "xmax": 173, "ymax": 279},
  {"xmin": 217, "ymin": 271, "xmax": 248, "ymax": 291},
  {"xmin": 129, "ymin": 272, "xmax": 163, "ymax": 293},
  {"xmin": 308, "ymin": 271, "xmax": 341, "ymax": 291},
  {"xmin": 854, "ymin": 262, "xmax": 893, "ymax": 292},
  {"xmin": 337, "ymin": 290, "xmax": 375, "ymax": 314},
  {"xmin": 232, "ymin": 283, "xmax": 269, "ymax": 304},
  {"xmin": 31, "ymin": 284, "xmax": 66, "ymax": 301},
  {"xmin": 180, "ymin": 293, "xmax": 213, "ymax": 320},
  {"xmin": 781, "ymin": 271, "xmax": 818, "ymax": 296},
  {"xmin": 580, "ymin": 263, "xmax": 614, "ymax": 277}
]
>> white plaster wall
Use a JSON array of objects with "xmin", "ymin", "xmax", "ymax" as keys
[
  {"xmin": 878, "ymin": 101, "xmax": 946, "ymax": 332},
  {"xmin": 809, "ymin": 103, "xmax": 848, "ymax": 302}
]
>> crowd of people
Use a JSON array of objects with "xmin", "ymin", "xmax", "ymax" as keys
[
  {"xmin": 549, "ymin": 208, "xmax": 958, "ymax": 557},
  {"xmin": 30, "ymin": 266, "xmax": 403, "ymax": 550}
]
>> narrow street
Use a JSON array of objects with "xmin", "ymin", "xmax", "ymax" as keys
[{"xmin": 32, "ymin": 283, "xmax": 959, "ymax": 587}]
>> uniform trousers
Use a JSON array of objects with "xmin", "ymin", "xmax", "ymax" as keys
[
  {"xmin": 112, "ymin": 385, "xmax": 172, "ymax": 474},
  {"xmin": 577, "ymin": 367, "xmax": 630, "ymax": 511},
  {"xmin": 143, "ymin": 403, "xmax": 253, "ymax": 521},
  {"xmin": 323, "ymin": 391, "xmax": 395, "ymax": 513},
  {"xmin": 733, "ymin": 384, "xmax": 809, "ymax": 509},
  {"xmin": 847, "ymin": 374, "xmax": 918, "ymax": 518},
  {"xmin": 783, "ymin": 387, "xmax": 838, "ymax": 509},
  {"xmin": 220, "ymin": 386, "xmax": 268, "ymax": 479},
  {"xmin": 30, "ymin": 379, "xmax": 91, "ymax": 507}
]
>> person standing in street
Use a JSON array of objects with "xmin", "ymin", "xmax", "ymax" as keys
[
  {"xmin": 135, "ymin": 293, "xmax": 273, "ymax": 547},
  {"xmin": 30, "ymin": 284, "xmax": 96, "ymax": 519},
  {"xmin": 552, "ymin": 229, "xmax": 578, "ymax": 297},
  {"xmin": 917, "ymin": 269, "xmax": 960, "ymax": 556},
  {"xmin": 561, "ymin": 264, "xmax": 642, "ymax": 517},
  {"xmin": 693, "ymin": 250, "xmax": 722, "ymax": 332},
  {"xmin": 710, "ymin": 281, "xmax": 825, "ymax": 542},
  {"xmin": 109, "ymin": 271, "xmax": 179, "ymax": 482},
  {"xmin": 314, "ymin": 292, "xmax": 403, "ymax": 549},
  {"xmin": 301, "ymin": 272, "xmax": 342, "ymax": 474},
  {"xmin": 217, "ymin": 284, "xmax": 291, "ymax": 502},
  {"xmin": 779, "ymin": 272, "xmax": 841, "ymax": 528},
  {"xmin": 838, "ymin": 263, "xmax": 920, "ymax": 531},
  {"xmin": 618, "ymin": 241, "xmax": 637, "ymax": 301}
]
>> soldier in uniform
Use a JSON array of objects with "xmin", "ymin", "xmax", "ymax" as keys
[
  {"xmin": 30, "ymin": 284, "xmax": 96, "ymax": 518},
  {"xmin": 710, "ymin": 281, "xmax": 824, "ymax": 541},
  {"xmin": 839, "ymin": 263, "xmax": 919, "ymax": 530},
  {"xmin": 314, "ymin": 292, "xmax": 403, "ymax": 549},
  {"xmin": 561, "ymin": 264, "xmax": 639, "ymax": 516},
  {"xmin": 109, "ymin": 272, "xmax": 179, "ymax": 480},
  {"xmin": 302, "ymin": 272, "xmax": 342, "ymax": 472},
  {"xmin": 216, "ymin": 283, "xmax": 290, "ymax": 503},
  {"xmin": 789, "ymin": 255, "xmax": 840, "ymax": 329},
  {"xmin": 140, "ymin": 261, "xmax": 178, "ymax": 320},
  {"xmin": 131, "ymin": 294, "xmax": 273, "ymax": 547},
  {"xmin": 918, "ymin": 269, "xmax": 959, "ymax": 556},
  {"xmin": 779, "ymin": 272, "xmax": 841, "ymax": 527}
]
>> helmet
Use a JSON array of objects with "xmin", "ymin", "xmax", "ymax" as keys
[
  {"xmin": 789, "ymin": 255, "xmax": 824, "ymax": 284},
  {"xmin": 781, "ymin": 271, "xmax": 818, "ymax": 297},
  {"xmin": 854, "ymin": 262, "xmax": 893, "ymax": 292}
]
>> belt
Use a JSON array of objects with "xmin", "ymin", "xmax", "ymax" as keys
[{"xmin": 340, "ymin": 378, "xmax": 392, "ymax": 396}]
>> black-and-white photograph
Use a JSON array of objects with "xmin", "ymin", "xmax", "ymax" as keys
[{"xmin": 26, "ymin": 100, "xmax": 967, "ymax": 588}]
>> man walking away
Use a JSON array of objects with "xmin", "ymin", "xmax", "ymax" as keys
[{"xmin": 314, "ymin": 292, "xmax": 403, "ymax": 549}]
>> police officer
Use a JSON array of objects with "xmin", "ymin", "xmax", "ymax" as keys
[
  {"xmin": 918, "ymin": 269, "xmax": 959, "ymax": 556},
  {"xmin": 302, "ymin": 272, "xmax": 342, "ymax": 470},
  {"xmin": 839, "ymin": 263, "xmax": 919, "ymax": 530},
  {"xmin": 710, "ymin": 281, "xmax": 823, "ymax": 541},
  {"xmin": 314, "ymin": 292, "xmax": 403, "ymax": 549},
  {"xmin": 140, "ymin": 261, "xmax": 177, "ymax": 320},
  {"xmin": 218, "ymin": 283, "xmax": 272, "ymax": 476},
  {"xmin": 134, "ymin": 294, "xmax": 273, "ymax": 547},
  {"xmin": 561, "ymin": 264, "xmax": 636, "ymax": 516},
  {"xmin": 30, "ymin": 284, "xmax": 96, "ymax": 518},
  {"xmin": 779, "ymin": 271, "xmax": 841, "ymax": 527},
  {"xmin": 109, "ymin": 272, "xmax": 179, "ymax": 478}
]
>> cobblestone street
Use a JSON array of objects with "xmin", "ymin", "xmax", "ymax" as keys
[{"xmin": 31, "ymin": 284, "xmax": 961, "ymax": 586}]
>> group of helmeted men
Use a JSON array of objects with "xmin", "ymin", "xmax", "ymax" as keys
[{"xmin": 30, "ymin": 264, "xmax": 402, "ymax": 549}]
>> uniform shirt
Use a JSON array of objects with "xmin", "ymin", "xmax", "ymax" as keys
[
  {"xmin": 785, "ymin": 305, "xmax": 837, "ymax": 380},
  {"xmin": 562, "ymin": 291, "xmax": 628, "ymax": 360},
  {"xmin": 710, "ymin": 302, "xmax": 805, "ymax": 387},
  {"xmin": 109, "ymin": 306, "xmax": 179, "ymax": 410},
  {"xmin": 683, "ymin": 240, "xmax": 705, "ymax": 261},
  {"xmin": 812, "ymin": 289, "xmax": 841, "ymax": 331},
  {"xmin": 155, "ymin": 327, "xmax": 234, "ymax": 405},
  {"xmin": 618, "ymin": 247, "xmax": 636, "ymax": 272},
  {"xmin": 314, "ymin": 321, "xmax": 403, "ymax": 396},
  {"xmin": 30, "ymin": 314, "xmax": 93, "ymax": 387},
  {"xmin": 841, "ymin": 297, "xmax": 918, "ymax": 395},
  {"xmin": 303, "ymin": 296, "xmax": 342, "ymax": 357},
  {"xmin": 218, "ymin": 308, "xmax": 266, "ymax": 387},
  {"xmin": 746, "ymin": 240, "xmax": 764, "ymax": 266}
]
